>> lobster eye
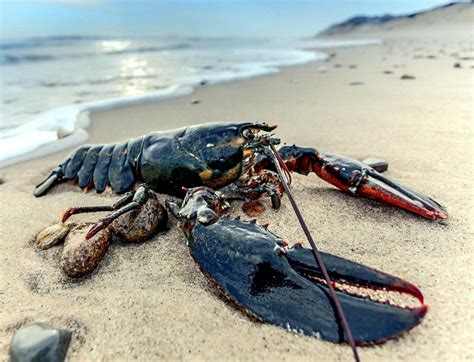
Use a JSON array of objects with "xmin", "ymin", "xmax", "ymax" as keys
[{"xmin": 242, "ymin": 128, "xmax": 255, "ymax": 140}]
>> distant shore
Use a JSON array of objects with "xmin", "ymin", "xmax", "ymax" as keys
[{"xmin": 1, "ymin": 3, "xmax": 472, "ymax": 361}]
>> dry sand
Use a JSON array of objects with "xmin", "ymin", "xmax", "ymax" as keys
[{"xmin": 1, "ymin": 5, "xmax": 473, "ymax": 361}]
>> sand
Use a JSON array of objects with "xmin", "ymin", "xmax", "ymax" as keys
[{"xmin": 1, "ymin": 5, "xmax": 473, "ymax": 361}]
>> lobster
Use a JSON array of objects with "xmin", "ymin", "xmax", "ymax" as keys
[{"xmin": 34, "ymin": 122, "xmax": 447, "ymax": 349}]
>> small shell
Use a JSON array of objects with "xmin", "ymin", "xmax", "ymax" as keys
[
  {"xmin": 60, "ymin": 223, "xmax": 110, "ymax": 278},
  {"xmin": 35, "ymin": 223, "xmax": 72, "ymax": 250}
]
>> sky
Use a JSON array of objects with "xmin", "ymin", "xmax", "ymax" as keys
[{"xmin": 0, "ymin": 0, "xmax": 455, "ymax": 39}]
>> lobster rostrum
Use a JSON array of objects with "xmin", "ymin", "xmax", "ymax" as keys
[{"xmin": 34, "ymin": 122, "xmax": 446, "ymax": 347}]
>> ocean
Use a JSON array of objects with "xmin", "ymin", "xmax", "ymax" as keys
[{"xmin": 2, "ymin": 0, "xmax": 430, "ymax": 167}]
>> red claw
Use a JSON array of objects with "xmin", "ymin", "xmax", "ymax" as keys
[
  {"xmin": 357, "ymin": 173, "xmax": 448, "ymax": 219},
  {"xmin": 278, "ymin": 146, "xmax": 448, "ymax": 220}
]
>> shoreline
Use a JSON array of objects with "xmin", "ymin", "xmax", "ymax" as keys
[
  {"xmin": 1, "ymin": 10, "xmax": 473, "ymax": 361},
  {"xmin": 0, "ymin": 38, "xmax": 388, "ymax": 169}
]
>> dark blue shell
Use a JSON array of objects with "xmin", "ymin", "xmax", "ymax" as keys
[
  {"xmin": 140, "ymin": 122, "xmax": 253, "ymax": 195},
  {"xmin": 188, "ymin": 217, "xmax": 426, "ymax": 344}
]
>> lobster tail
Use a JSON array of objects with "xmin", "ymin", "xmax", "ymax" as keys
[{"xmin": 33, "ymin": 136, "xmax": 145, "ymax": 197}]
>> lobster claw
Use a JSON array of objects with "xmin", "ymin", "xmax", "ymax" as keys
[
  {"xmin": 316, "ymin": 152, "xmax": 447, "ymax": 219},
  {"xmin": 277, "ymin": 146, "xmax": 447, "ymax": 219},
  {"xmin": 187, "ymin": 216, "xmax": 427, "ymax": 344}
]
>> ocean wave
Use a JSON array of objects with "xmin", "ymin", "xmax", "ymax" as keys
[
  {"xmin": 0, "ymin": 85, "xmax": 194, "ymax": 168},
  {"xmin": 1, "ymin": 54, "xmax": 56, "ymax": 64},
  {"xmin": 103, "ymin": 43, "xmax": 191, "ymax": 55},
  {"xmin": 0, "ymin": 43, "xmax": 192, "ymax": 65},
  {"xmin": 0, "ymin": 35, "xmax": 101, "ymax": 50}
]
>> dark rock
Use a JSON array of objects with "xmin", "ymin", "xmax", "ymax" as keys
[
  {"xmin": 9, "ymin": 323, "xmax": 71, "ymax": 362},
  {"xmin": 400, "ymin": 74, "xmax": 415, "ymax": 80},
  {"xmin": 454, "ymin": 62, "xmax": 461, "ymax": 68},
  {"xmin": 383, "ymin": 70, "xmax": 393, "ymax": 74},
  {"xmin": 191, "ymin": 99, "xmax": 200, "ymax": 104},
  {"xmin": 362, "ymin": 157, "xmax": 389, "ymax": 173}
]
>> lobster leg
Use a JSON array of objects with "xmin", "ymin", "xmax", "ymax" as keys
[
  {"xmin": 277, "ymin": 146, "xmax": 447, "ymax": 219},
  {"xmin": 61, "ymin": 191, "xmax": 135, "ymax": 223},
  {"xmin": 84, "ymin": 185, "xmax": 151, "ymax": 240}
]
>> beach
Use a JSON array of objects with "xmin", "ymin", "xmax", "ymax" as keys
[{"xmin": 1, "ymin": 4, "xmax": 473, "ymax": 361}]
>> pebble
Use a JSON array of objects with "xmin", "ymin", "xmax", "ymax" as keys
[
  {"xmin": 9, "ymin": 323, "xmax": 71, "ymax": 362},
  {"xmin": 400, "ymin": 74, "xmax": 415, "ymax": 80},
  {"xmin": 349, "ymin": 81, "xmax": 364, "ymax": 86},
  {"xmin": 60, "ymin": 223, "xmax": 110, "ymax": 278},
  {"xmin": 454, "ymin": 62, "xmax": 461, "ymax": 68},
  {"xmin": 191, "ymin": 99, "xmax": 200, "ymax": 104}
]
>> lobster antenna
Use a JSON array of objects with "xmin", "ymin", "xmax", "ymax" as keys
[{"xmin": 267, "ymin": 144, "xmax": 360, "ymax": 362}]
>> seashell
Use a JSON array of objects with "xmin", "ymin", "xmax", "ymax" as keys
[{"xmin": 35, "ymin": 223, "xmax": 72, "ymax": 250}]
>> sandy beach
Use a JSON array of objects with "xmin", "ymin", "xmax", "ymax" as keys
[{"xmin": 1, "ymin": 4, "xmax": 473, "ymax": 361}]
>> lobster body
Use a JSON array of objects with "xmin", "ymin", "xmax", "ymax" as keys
[
  {"xmin": 34, "ymin": 121, "xmax": 447, "ymax": 220},
  {"xmin": 34, "ymin": 122, "xmax": 255, "ymax": 197}
]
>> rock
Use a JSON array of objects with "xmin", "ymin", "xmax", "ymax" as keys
[
  {"xmin": 334, "ymin": 63, "xmax": 341, "ymax": 68},
  {"xmin": 110, "ymin": 195, "xmax": 168, "ymax": 242},
  {"xmin": 400, "ymin": 74, "xmax": 415, "ymax": 80},
  {"xmin": 349, "ymin": 81, "xmax": 364, "ymax": 86},
  {"xmin": 191, "ymin": 99, "xmax": 200, "ymax": 104},
  {"xmin": 60, "ymin": 223, "xmax": 110, "ymax": 278},
  {"xmin": 9, "ymin": 323, "xmax": 71, "ymax": 362},
  {"xmin": 454, "ymin": 62, "xmax": 461, "ymax": 68},
  {"xmin": 0, "ymin": 175, "xmax": 4, "ymax": 185},
  {"xmin": 349, "ymin": 64, "xmax": 357, "ymax": 69},
  {"xmin": 362, "ymin": 157, "xmax": 389, "ymax": 173},
  {"xmin": 383, "ymin": 70, "xmax": 393, "ymax": 74}
]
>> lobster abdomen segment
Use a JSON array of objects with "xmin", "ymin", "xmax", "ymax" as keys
[
  {"xmin": 92, "ymin": 144, "xmax": 114, "ymax": 193},
  {"xmin": 77, "ymin": 146, "xmax": 102, "ymax": 189},
  {"xmin": 108, "ymin": 141, "xmax": 136, "ymax": 193},
  {"xmin": 34, "ymin": 136, "xmax": 145, "ymax": 197}
]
